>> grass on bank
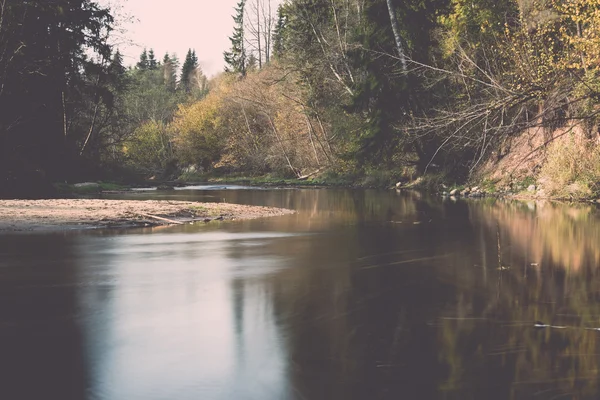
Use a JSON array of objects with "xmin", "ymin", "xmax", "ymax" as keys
[
  {"xmin": 178, "ymin": 170, "xmax": 357, "ymax": 187},
  {"xmin": 54, "ymin": 182, "xmax": 126, "ymax": 195},
  {"xmin": 538, "ymin": 137, "xmax": 600, "ymax": 200}
]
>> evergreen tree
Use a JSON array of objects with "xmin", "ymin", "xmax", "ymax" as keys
[
  {"xmin": 170, "ymin": 54, "xmax": 181, "ymax": 87},
  {"xmin": 180, "ymin": 49, "xmax": 199, "ymax": 93},
  {"xmin": 162, "ymin": 53, "xmax": 178, "ymax": 92},
  {"xmin": 109, "ymin": 49, "xmax": 127, "ymax": 91},
  {"xmin": 0, "ymin": 0, "xmax": 114, "ymax": 193},
  {"xmin": 136, "ymin": 48, "xmax": 149, "ymax": 70},
  {"xmin": 272, "ymin": 5, "xmax": 287, "ymax": 59},
  {"xmin": 148, "ymin": 49, "xmax": 158, "ymax": 70},
  {"xmin": 224, "ymin": 0, "xmax": 247, "ymax": 75},
  {"xmin": 110, "ymin": 50, "xmax": 126, "ymax": 76},
  {"xmin": 247, "ymin": 53, "xmax": 258, "ymax": 71}
]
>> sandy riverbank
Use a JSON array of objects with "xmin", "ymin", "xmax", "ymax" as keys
[{"xmin": 0, "ymin": 199, "xmax": 295, "ymax": 232}]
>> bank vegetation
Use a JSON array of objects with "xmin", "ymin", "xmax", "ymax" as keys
[{"xmin": 3, "ymin": 0, "xmax": 600, "ymax": 199}]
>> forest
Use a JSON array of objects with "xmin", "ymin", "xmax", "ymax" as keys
[{"xmin": 2, "ymin": 0, "xmax": 600, "ymax": 198}]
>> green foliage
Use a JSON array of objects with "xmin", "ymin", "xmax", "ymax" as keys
[
  {"xmin": 224, "ymin": 0, "xmax": 247, "ymax": 75},
  {"xmin": 124, "ymin": 121, "xmax": 174, "ymax": 174},
  {"xmin": 359, "ymin": 169, "xmax": 399, "ymax": 188},
  {"xmin": 53, "ymin": 182, "xmax": 126, "ymax": 195},
  {"xmin": 479, "ymin": 178, "xmax": 500, "ymax": 193},
  {"xmin": 124, "ymin": 66, "xmax": 185, "ymax": 125},
  {"xmin": 162, "ymin": 53, "xmax": 179, "ymax": 92},
  {"xmin": 148, "ymin": 49, "xmax": 158, "ymax": 70},
  {"xmin": 0, "ymin": 0, "xmax": 114, "ymax": 193},
  {"xmin": 271, "ymin": 5, "xmax": 287, "ymax": 59},
  {"xmin": 8, "ymin": 0, "xmax": 600, "ymax": 198},
  {"xmin": 137, "ymin": 48, "xmax": 149, "ymax": 70},
  {"xmin": 181, "ymin": 49, "xmax": 199, "ymax": 93}
]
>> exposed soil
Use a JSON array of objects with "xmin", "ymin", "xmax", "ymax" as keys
[{"xmin": 0, "ymin": 199, "xmax": 295, "ymax": 232}]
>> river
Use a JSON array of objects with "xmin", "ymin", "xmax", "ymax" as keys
[{"xmin": 1, "ymin": 187, "xmax": 600, "ymax": 399}]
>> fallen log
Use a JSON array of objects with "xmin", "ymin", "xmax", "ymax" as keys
[
  {"xmin": 298, "ymin": 168, "xmax": 324, "ymax": 181},
  {"xmin": 136, "ymin": 212, "xmax": 184, "ymax": 225}
]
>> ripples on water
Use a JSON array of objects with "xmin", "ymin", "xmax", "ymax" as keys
[{"xmin": 1, "ymin": 189, "xmax": 600, "ymax": 399}]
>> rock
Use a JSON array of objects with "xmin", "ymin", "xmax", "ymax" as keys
[
  {"xmin": 596, "ymin": 199, "xmax": 600, "ymax": 204},
  {"xmin": 527, "ymin": 184, "xmax": 536, "ymax": 193},
  {"xmin": 442, "ymin": 191, "xmax": 449, "ymax": 197},
  {"xmin": 157, "ymin": 184, "xmax": 175, "ymax": 191},
  {"xmin": 395, "ymin": 182, "xmax": 403, "ymax": 189},
  {"xmin": 449, "ymin": 189, "xmax": 459, "ymax": 196},
  {"xmin": 471, "ymin": 186, "xmax": 479, "ymax": 192}
]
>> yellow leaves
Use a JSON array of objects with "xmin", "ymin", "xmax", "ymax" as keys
[
  {"xmin": 529, "ymin": 0, "xmax": 600, "ymax": 71},
  {"xmin": 167, "ymin": 75, "xmax": 241, "ymax": 167}
]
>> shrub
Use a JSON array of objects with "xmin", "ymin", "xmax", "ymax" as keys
[
  {"xmin": 539, "ymin": 135, "xmax": 600, "ymax": 199},
  {"xmin": 123, "ymin": 121, "xmax": 174, "ymax": 175}
]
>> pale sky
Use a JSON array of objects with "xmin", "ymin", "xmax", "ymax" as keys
[{"xmin": 100, "ymin": 0, "xmax": 279, "ymax": 77}]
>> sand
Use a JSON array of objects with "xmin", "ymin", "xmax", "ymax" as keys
[{"xmin": 0, "ymin": 199, "xmax": 295, "ymax": 232}]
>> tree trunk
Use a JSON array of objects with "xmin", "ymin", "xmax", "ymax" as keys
[
  {"xmin": 385, "ymin": 0, "xmax": 407, "ymax": 72},
  {"xmin": 256, "ymin": 0, "xmax": 262, "ymax": 68}
]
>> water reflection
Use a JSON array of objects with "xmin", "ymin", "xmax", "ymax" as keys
[{"xmin": 1, "ymin": 190, "xmax": 600, "ymax": 399}]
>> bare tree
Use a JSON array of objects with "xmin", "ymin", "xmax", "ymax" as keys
[
  {"xmin": 261, "ymin": 0, "xmax": 274, "ymax": 64},
  {"xmin": 244, "ymin": 0, "xmax": 276, "ymax": 69}
]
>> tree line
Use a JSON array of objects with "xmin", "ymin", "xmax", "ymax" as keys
[
  {"xmin": 165, "ymin": 0, "xmax": 600, "ymax": 189},
  {"xmin": 3, "ymin": 0, "xmax": 600, "ymax": 197}
]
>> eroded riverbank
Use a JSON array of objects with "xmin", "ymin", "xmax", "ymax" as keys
[{"xmin": 0, "ymin": 199, "xmax": 295, "ymax": 232}]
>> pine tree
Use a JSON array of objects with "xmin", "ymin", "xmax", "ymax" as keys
[
  {"xmin": 136, "ymin": 48, "xmax": 149, "ymax": 70},
  {"xmin": 272, "ymin": 5, "xmax": 287, "ymax": 60},
  {"xmin": 170, "ymin": 54, "xmax": 181, "ymax": 81},
  {"xmin": 180, "ymin": 49, "xmax": 199, "ymax": 93},
  {"xmin": 162, "ymin": 52, "xmax": 177, "ymax": 92},
  {"xmin": 109, "ymin": 49, "xmax": 127, "ymax": 91},
  {"xmin": 223, "ymin": 0, "xmax": 247, "ymax": 75},
  {"xmin": 110, "ymin": 49, "xmax": 126, "ymax": 77},
  {"xmin": 247, "ymin": 53, "xmax": 258, "ymax": 71},
  {"xmin": 148, "ymin": 48, "xmax": 158, "ymax": 70}
]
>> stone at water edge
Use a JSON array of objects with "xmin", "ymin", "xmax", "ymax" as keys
[
  {"xmin": 157, "ymin": 184, "xmax": 175, "ymax": 191},
  {"xmin": 395, "ymin": 182, "xmax": 403, "ymax": 189},
  {"xmin": 471, "ymin": 186, "xmax": 479, "ymax": 192},
  {"xmin": 449, "ymin": 189, "xmax": 459, "ymax": 196}
]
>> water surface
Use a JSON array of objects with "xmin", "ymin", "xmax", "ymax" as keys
[{"xmin": 1, "ymin": 188, "xmax": 600, "ymax": 399}]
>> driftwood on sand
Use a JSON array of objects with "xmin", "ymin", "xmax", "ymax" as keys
[{"xmin": 135, "ymin": 212, "xmax": 185, "ymax": 225}]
